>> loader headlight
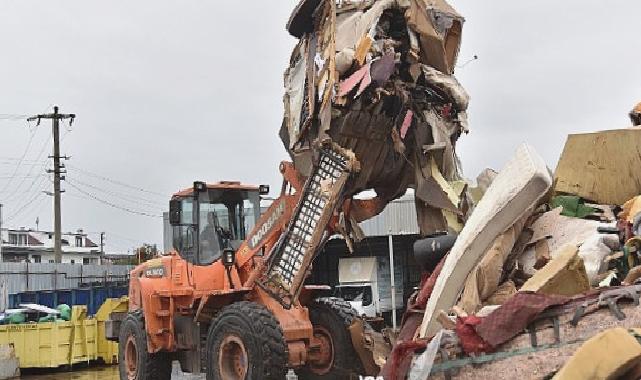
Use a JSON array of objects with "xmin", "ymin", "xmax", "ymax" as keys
[{"xmin": 222, "ymin": 248, "xmax": 236, "ymax": 267}]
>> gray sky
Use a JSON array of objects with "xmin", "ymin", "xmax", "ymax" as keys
[{"xmin": 1, "ymin": 1, "xmax": 640, "ymax": 252}]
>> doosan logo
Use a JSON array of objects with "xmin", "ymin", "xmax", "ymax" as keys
[
  {"xmin": 249, "ymin": 201, "xmax": 285, "ymax": 248},
  {"xmin": 359, "ymin": 377, "xmax": 384, "ymax": 380}
]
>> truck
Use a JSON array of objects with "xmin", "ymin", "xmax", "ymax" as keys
[{"xmin": 335, "ymin": 257, "xmax": 404, "ymax": 321}]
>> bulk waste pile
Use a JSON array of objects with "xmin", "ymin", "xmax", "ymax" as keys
[{"xmin": 281, "ymin": 0, "xmax": 641, "ymax": 379}]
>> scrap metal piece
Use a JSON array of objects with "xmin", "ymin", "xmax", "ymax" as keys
[
  {"xmin": 348, "ymin": 317, "xmax": 389, "ymax": 376},
  {"xmin": 596, "ymin": 286, "xmax": 641, "ymax": 321}
]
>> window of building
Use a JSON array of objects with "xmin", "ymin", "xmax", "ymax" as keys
[
  {"xmin": 49, "ymin": 260, "xmax": 55, "ymax": 263},
  {"xmin": 9, "ymin": 234, "xmax": 27, "ymax": 246},
  {"xmin": 83, "ymin": 257, "xmax": 92, "ymax": 265},
  {"xmin": 32, "ymin": 255, "xmax": 41, "ymax": 263},
  {"xmin": 76, "ymin": 236, "xmax": 83, "ymax": 247},
  {"xmin": 70, "ymin": 259, "xmax": 75, "ymax": 264}
]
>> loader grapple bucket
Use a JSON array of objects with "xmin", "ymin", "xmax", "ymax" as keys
[{"xmin": 258, "ymin": 143, "xmax": 356, "ymax": 307}]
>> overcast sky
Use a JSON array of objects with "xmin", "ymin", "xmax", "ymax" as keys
[{"xmin": 1, "ymin": 1, "xmax": 640, "ymax": 252}]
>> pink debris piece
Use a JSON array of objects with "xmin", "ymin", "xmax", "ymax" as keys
[
  {"xmin": 400, "ymin": 110, "xmax": 413, "ymax": 139},
  {"xmin": 337, "ymin": 64, "xmax": 370, "ymax": 98}
]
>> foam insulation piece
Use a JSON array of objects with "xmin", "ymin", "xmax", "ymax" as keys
[
  {"xmin": 520, "ymin": 245, "xmax": 590, "ymax": 296},
  {"xmin": 419, "ymin": 144, "xmax": 552, "ymax": 338},
  {"xmin": 578, "ymin": 234, "xmax": 618, "ymax": 285},
  {"xmin": 528, "ymin": 207, "xmax": 609, "ymax": 255}
]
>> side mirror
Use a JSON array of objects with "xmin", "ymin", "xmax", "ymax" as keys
[{"xmin": 169, "ymin": 199, "xmax": 181, "ymax": 226}]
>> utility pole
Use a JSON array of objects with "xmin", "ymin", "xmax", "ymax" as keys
[
  {"xmin": 100, "ymin": 232, "xmax": 105, "ymax": 264},
  {"xmin": 28, "ymin": 106, "xmax": 75, "ymax": 263}
]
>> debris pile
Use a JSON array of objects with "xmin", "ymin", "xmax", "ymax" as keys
[
  {"xmin": 381, "ymin": 127, "xmax": 641, "ymax": 379},
  {"xmin": 279, "ymin": 1, "xmax": 641, "ymax": 378},
  {"xmin": 282, "ymin": 0, "xmax": 470, "ymax": 239}
]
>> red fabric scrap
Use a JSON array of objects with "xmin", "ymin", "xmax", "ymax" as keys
[
  {"xmin": 387, "ymin": 340, "xmax": 427, "ymax": 380},
  {"xmin": 414, "ymin": 254, "xmax": 447, "ymax": 308},
  {"xmin": 475, "ymin": 291, "xmax": 570, "ymax": 347},
  {"xmin": 380, "ymin": 255, "xmax": 448, "ymax": 379},
  {"xmin": 400, "ymin": 110, "xmax": 413, "ymax": 139},
  {"xmin": 441, "ymin": 103, "xmax": 452, "ymax": 118},
  {"xmin": 456, "ymin": 315, "xmax": 494, "ymax": 354}
]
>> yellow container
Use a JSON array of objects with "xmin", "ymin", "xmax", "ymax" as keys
[
  {"xmin": 0, "ymin": 299, "xmax": 128, "ymax": 368},
  {"xmin": 0, "ymin": 321, "xmax": 74, "ymax": 368},
  {"xmin": 69, "ymin": 306, "xmax": 98, "ymax": 364},
  {"xmin": 95, "ymin": 297, "xmax": 128, "ymax": 365}
]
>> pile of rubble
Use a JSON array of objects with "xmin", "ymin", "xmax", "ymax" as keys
[
  {"xmin": 281, "ymin": 0, "xmax": 641, "ymax": 378},
  {"xmin": 382, "ymin": 126, "xmax": 641, "ymax": 379}
]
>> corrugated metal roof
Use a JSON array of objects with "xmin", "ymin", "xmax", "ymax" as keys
[{"xmin": 358, "ymin": 194, "xmax": 419, "ymax": 237}]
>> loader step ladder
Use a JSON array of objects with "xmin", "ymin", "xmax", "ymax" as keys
[{"xmin": 258, "ymin": 143, "xmax": 357, "ymax": 308}]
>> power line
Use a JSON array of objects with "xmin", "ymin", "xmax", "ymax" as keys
[
  {"xmin": 9, "ymin": 194, "xmax": 48, "ymax": 227},
  {"xmin": 86, "ymin": 230, "xmax": 145, "ymax": 245},
  {"xmin": 66, "ymin": 164, "xmax": 168, "ymax": 198},
  {"xmin": 0, "ymin": 126, "xmax": 39, "ymax": 194},
  {"xmin": 0, "ymin": 114, "xmax": 30, "ymax": 121},
  {"xmin": 66, "ymin": 181, "xmax": 162, "ymax": 218},
  {"xmin": 67, "ymin": 177, "xmax": 166, "ymax": 208},
  {"xmin": 1, "ymin": 135, "xmax": 53, "ymax": 204},
  {"xmin": 0, "ymin": 175, "xmax": 44, "ymax": 179},
  {"xmin": 5, "ymin": 192, "xmax": 46, "ymax": 222},
  {"xmin": 0, "ymin": 157, "xmax": 47, "ymax": 162}
]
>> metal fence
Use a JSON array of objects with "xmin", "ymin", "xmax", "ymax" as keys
[{"xmin": 0, "ymin": 263, "xmax": 133, "ymax": 294}]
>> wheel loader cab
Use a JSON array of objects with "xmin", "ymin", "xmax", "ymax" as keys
[{"xmin": 169, "ymin": 181, "xmax": 265, "ymax": 266}]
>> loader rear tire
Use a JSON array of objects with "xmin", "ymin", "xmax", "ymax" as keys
[
  {"xmin": 297, "ymin": 297, "xmax": 365, "ymax": 380},
  {"xmin": 118, "ymin": 311, "xmax": 172, "ymax": 380},
  {"xmin": 206, "ymin": 301, "xmax": 288, "ymax": 380}
]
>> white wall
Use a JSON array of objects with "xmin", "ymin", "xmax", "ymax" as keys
[{"xmin": 29, "ymin": 252, "xmax": 100, "ymax": 264}]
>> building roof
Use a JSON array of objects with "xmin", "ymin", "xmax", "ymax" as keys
[{"xmin": 1, "ymin": 228, "xmax": 101, "ymax": 254}]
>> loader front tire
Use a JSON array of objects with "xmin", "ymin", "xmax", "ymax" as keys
[
  {"xmin": 297, "ymin": 297, "xmax": 366, "ymax": 380},
  {"xmin": 206, "ymin": 301, "xmax": 288, "ymax": 380},
  {"xmin": 118, "ymin": 311, "xmax": 172, "ymax": 380}
]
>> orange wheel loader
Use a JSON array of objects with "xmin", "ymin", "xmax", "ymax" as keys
[{"xmin": 106, "ymin": 142, "xmax": 378, "ymax": 380}]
